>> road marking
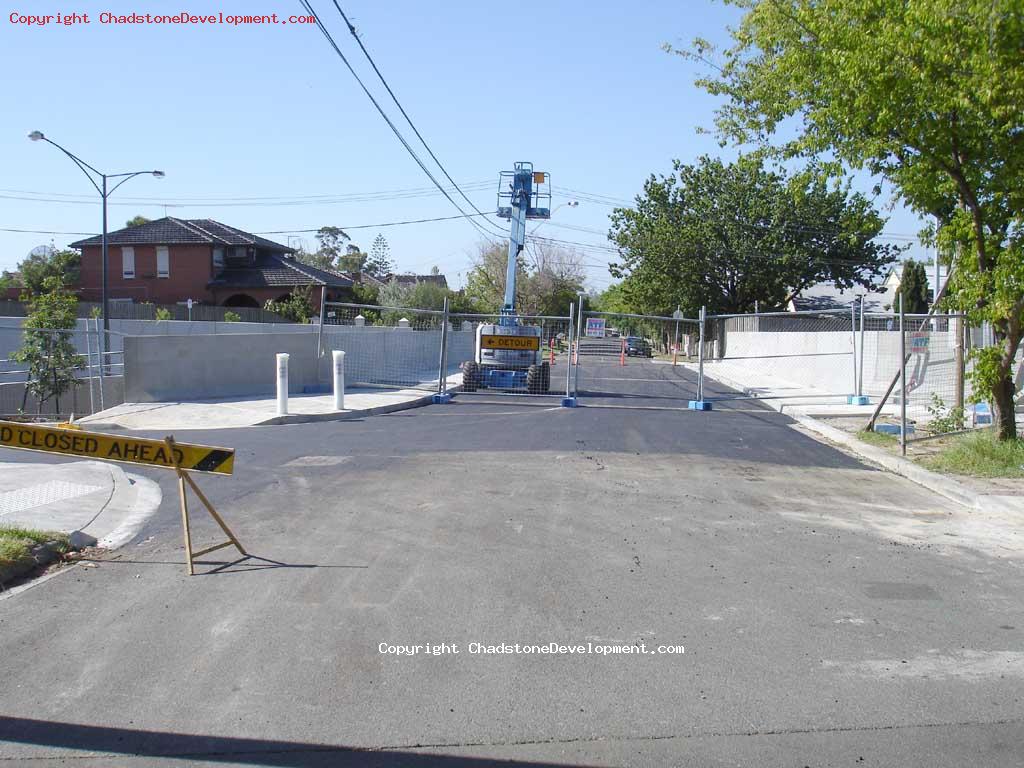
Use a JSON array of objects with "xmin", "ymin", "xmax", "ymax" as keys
[{"xmin": 586, "ymin": 377, "xmax": 691, "ymax": 382}]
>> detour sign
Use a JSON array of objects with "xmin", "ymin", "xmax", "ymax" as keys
[
  {"xmin": 480, "ymin": 334, "xmax": 540, "ymax": 351},
  {"xmin": 0, "ymin": 421, "xmax": 234, "ymax": 475}
]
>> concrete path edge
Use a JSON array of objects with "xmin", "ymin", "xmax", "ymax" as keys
[
  {"xmin": 700, "ymin": 368, "xmax": 1021, "ymax": 517},
  {"xmin": 255, "ymin": 391, "xmax": 437, "ymax": 426}
]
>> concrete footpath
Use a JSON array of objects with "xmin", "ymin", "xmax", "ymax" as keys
[
  {"xmin": 0, "ymin": 460, "xmax": 161, "ymax": 549},
  {"xmin": 689, "ymin": 360, "xmax": 1024, "ymax": 518},
  {"xmin": 77, "ymin": 385, "xmax": 443, "ymax": 430}
]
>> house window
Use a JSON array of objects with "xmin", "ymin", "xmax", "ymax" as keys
[
  {"xmin": 156, "ymin": 246, "xmax": 170, "ymax": 278},
  {"xmin": 122, "ymin": 247, "xmax": 135, "ymax": 279},
  {"xmin": 212, "ymin": 247, "xmax": 225, "ymax": 269}
]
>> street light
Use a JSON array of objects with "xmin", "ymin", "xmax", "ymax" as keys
[
  {"xmin": 529, "ymin": 200, "xmax": 579, "ymax": 236},
  {"xmin": 28, "ymin": 131, "xmax": 164, "ymax": 363}
]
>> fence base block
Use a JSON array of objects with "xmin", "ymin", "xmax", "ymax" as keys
[
  {"xmin": 847, "ymin": 395, "xmax": 870, "ymax": 406},
  {"xmin": 432, "ymin": 393, "xmax": 453, "ymax": 404},
  {"xmin": 561, "ymin": 397, "xmax": 578, "ymax": 408},
  {"xmin": 688, "ymin": 400, "xmax": 713, "ymax": 411}
]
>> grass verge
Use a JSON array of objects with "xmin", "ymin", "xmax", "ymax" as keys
[
  {"xmin": 919, "ymin": 430, "xmax": 1024, "ymax": 478},
  {"xmin": 0, "ymin": 525, "xmax": 69, "ymax": 570},
  {"xmin": 856, "ymin": 429, "xmax": 898, "ymax": 448}
]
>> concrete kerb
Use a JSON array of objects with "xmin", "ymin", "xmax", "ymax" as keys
[
  {"xmin": 695, "ymin": 364, "xmax": 1021, "ymax": 517},
  {"xmin": 789, "ymin": 414, "xmax": 1018, "ymax": 514},
  {"xmin": 256, "ymin": 391, "xmax": 438, "ymax": 426}
]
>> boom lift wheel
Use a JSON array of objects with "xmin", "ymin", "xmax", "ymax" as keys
[{"xmin": 462, "ymin": 361, "xmax": 481, "ymax": 392}]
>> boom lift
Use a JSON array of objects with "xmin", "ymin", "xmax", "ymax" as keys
[{"xmin": 461, "ymin": 162, "xmax": 552, "ymax": 393}]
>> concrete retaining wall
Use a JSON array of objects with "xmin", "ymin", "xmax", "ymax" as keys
[
  {"xmin": 124, "ymin": 333, "xmax": 320, "ymax": 402},
  {"xmin": 0, "ymin": 376, "xmax": 124, "ymax": 417},
  {"xmin": 715, "ymin": 329, "xmax": 965, "ymax": 405},
  {"xmin": 122, "ymin": 327, "xmax": 474, "ymax": 403}
]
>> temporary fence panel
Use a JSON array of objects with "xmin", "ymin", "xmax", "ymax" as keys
[
  {"xmin": 866, "ymin": 312, "xmax": 976, "ymax": 441},
  {"xmin": 321, "ymin": 302, "xmax": 454, "ymax": 391},
  {"xmin": 445, "ymin": 311, "xmax": 574, "ymax": 397},
  {"xmin": 0, "ymin": 323, "xmax": 125, "ymax": 417},
  {"xmin": 574, "ymin": 310, "xmax": 701, "ymax": 399},
  {"xmin": 706, "ymin": 310, "xmax": 857, "ymax": 398}
]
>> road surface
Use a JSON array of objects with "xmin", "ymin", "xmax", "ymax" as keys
[{"xmin": 1, "ymin": 358, "xmax": 1022, "ymax": 766}]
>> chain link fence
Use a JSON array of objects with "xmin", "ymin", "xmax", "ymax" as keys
[
  {"xmin": 320, "ymin": 301, "xmax": 576, "ymax": 398},
  {"xmin": 321, "ymin": 302, "xmax": 455, "ymax": 391},
  {"xmin": 574, "ymin": 310, "xmax": 700, "ymax": 396},
  {"xmin": 448, "ymin": 311, "xmax": 574, "ymax": 396},
  {"xmin": 708, "ymin": 309, "xmax": 859, "ymax": 398},
  {"xmin": 0, "ymin": 321, "xmax": 125, "ymax": 418}
]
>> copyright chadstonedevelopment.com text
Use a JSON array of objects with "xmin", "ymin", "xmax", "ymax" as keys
[{"xmin": 379, "ymin": 642, "xmax": 685, "ymax": 657}]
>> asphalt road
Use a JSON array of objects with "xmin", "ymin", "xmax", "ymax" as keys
[{"xmin": 2, "ymin": 358, "xmax": 1023, "ymax": 767}]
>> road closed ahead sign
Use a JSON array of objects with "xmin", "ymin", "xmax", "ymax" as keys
[
  {"xmin": 480, "ymin": 334, "xmax": 541, "ymax": 351},
  {"xmin": 0, "ymin": 421, "xmax": 235, "ymax": 475}
]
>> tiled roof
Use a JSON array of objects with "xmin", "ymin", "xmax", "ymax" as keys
[
  {"xmin": 790, "ymin": 280, "xmax": 896, "ymax": 312},
  {"xmin": 386, "ymin": 273, "xmax": 448, "ymax": 288},
  {"xmin": 69, "ymin": 217, "xmax": 292, "ymax": 252},
  {"xmin": 208, "ymin": 252, "xmax": 352, "ymax": 289}
]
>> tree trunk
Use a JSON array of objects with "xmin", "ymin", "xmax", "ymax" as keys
[
  {"xmin": 992, "ymin": 370, "xmax": 1017, "ymax": 441},
  {"xmin": 992, "ymin": 329, "xmax": 1021, "ymax": 441}
]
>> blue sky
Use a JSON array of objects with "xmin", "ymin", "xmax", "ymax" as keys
[{"xmin": 1, "ymin": 0, "xmax": 927, "ymax": 290}]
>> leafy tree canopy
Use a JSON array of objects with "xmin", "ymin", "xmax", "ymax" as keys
[
  {"xmin": 464, "ymin": 241, "xmax": 586, "ymax": 317},
  {"xmin": 678, "ymin": 0, "xmax": 1024, "ymax": 438},
  {"xmin": 125, "ymin": 215, "xmax": 150, "ymax": 228},
  {"xmin": 16, "ymin": 246, "xmax": 81, "ymax": 297},
  {"xmin": 608, "ymin": 155, "xmax": 899, "ymax": 316}
]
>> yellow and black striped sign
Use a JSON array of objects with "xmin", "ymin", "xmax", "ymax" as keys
[
  {"xmin": 0, "ymin": 421, "xmax": 234, "ymax": 475},
  {"xmin": 480, "ymin": 334, "xmax": 541, "ymax": 351}
]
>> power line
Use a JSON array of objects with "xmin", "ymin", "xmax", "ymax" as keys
[
  {"xmin": 0, "ymin": 183, "xmax": 497, "ymax": 209},
  {"xmin": 0, "ymin": 181, "xmax": 493, "ymax": 204},
  {"xmin": 0, "ymin": 227, "xmax": 95, "ymax": 236},
  {"xmin": 329, "ymin": 1, "xmax": 506, "ymax": 239},
  {"xmin": 298, "ymin": 0, "xmax": 502, "ymax": 245},
  {"xmin": 257, "ymin": 212, "xmax": 494, "ymax": 234},
  {"xmin": 0, "ymin": 212, "xmax": 496, "ymax": 239}
]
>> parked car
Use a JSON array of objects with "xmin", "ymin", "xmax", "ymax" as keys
[{"xmin": 625, "ymin": 336, "xmax": 653, "ymax": 357}]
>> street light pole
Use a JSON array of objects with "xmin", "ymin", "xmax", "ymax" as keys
[{"xmin": 28, "ymin": 131, "xmax": 164, "ymax": 367}]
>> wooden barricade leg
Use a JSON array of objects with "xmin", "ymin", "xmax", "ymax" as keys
[{"xmin": 165, "ymin": 436, "xmax": 246, "ymax": 575}]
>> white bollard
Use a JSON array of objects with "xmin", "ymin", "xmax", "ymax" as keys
[
  {"xmin": 276, "ymin": 353, "xmax": 289, "ymax": 416},
  {"xmin": 332, "ymin": 350, "xmax": 345, "ymax": 410}
]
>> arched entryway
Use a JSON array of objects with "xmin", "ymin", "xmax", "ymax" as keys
[{"xmin": 222, "ymin": 293, "xmax": 260, "ymax": 308}]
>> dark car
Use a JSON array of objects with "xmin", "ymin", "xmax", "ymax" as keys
[{"xmin": 625, "ymin": 336, "xmax": 653, "ymax": 357}]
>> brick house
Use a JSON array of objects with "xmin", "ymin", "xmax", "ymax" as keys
[{"xmin": 69, "ymin": 217, "xmax": 352, "ymax": 309}]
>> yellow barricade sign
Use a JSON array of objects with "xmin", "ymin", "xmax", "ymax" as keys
[
  {"xmin": 0, "ymin": 421, "xmax": 234, "ymax": 475},
  {"xmin": 480, "ymin": 334, "xmax": 540, "ymax": 351}
]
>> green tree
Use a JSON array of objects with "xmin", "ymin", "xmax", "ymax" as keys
[
  {"xmin": 464, "ymin": 241, "xmax": 584, "ymax": 315},
  {"xmin": 897, "ymin": 260, "xmax": 930, "ymax": 315},
  {"xmin": 680, "ymin": 0, "xmax": 1024, "ymax": 438},
  {"xmin": 296, "ymin": 226, "xmax": 352, "ymax": 272},
  {"xmin": 264, "ymin": 286, "xmax": 314, "ymax": 323},
  {"xmin": 407, "ymin": 281, "xmax": 449, "ymax": 311},
  {"xmin": 12, "ymin": 276, "xmax": 85, "ymax": 414},
  {"xmin": 337, "ymin": 243, "xmax": 368, "ymax": 274},
  {"xmin": 351, "ymin": 282, "xmax": 380, "ymax": 306},
  {"xmin": 378, "ymin": 278, "xmax": 413, "ymax": 308},
  {"xmin": 125, "ymin": 215, "xmax": 150, "ymax": 228},
  {"xmin": 15, "ymin": 246, "xmax": 80, "ymax": 295},
  {"xmin": 365, "ymin": 234, "xmax": 394, "ymax": 278},
  {"xmin": 608, "ymin": 155, "xmax": 899, "ymax": 316}
]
